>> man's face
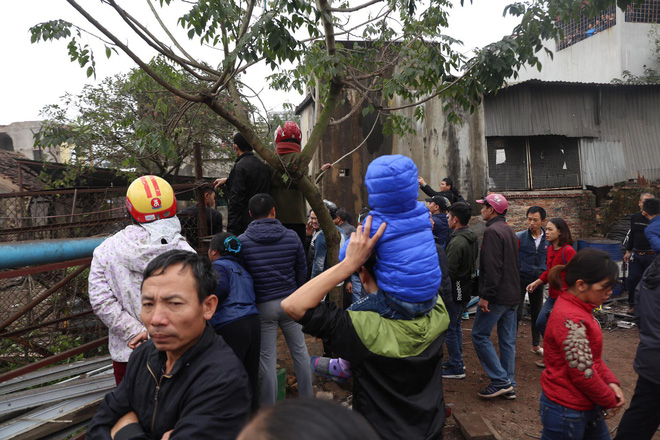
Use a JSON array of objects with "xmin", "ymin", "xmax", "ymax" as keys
[
  {"xmin": 440, "ymin": 181, "xmax": 450, "ymax": 192},
  {"xmin": 141, "ymin": 263, "xmax": 217, "ymax": 361},
  {"xmin": 427, "ymin": 201, "xmax": 439, "ymax": 214},
  {"xmin": 526, "ymin": 212, "xmax": 543, "ymax": 234},
  {"xmin": 448, "ymin": 212, "xmax": 458, "ymax": 230},
  {"xmin": 480, "ymin": 204, "xmax": 496, "ymax": 221},
  {"xmin": 309, "ymin": 212, "xmax": 319, "ymax": 230},
  {"xmin": 204, "ymin": 191, "xmax": 216, "ymax": 208},
  {"xmin": 640, "ymin": 194, "xmax": 652, "ymax": 210}
]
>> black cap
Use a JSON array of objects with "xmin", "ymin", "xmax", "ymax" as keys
[{"xmin": 425, "ymin": 195, "xmax": 451, "ymax": 211}]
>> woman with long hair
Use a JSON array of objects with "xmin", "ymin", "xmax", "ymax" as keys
[
  {"xmin": 526, "ymin": 218, "xmax": 576, "ymax": 365},
  {"xmin": 208, "ymin": 232, "xmax": 260, "ymax": 413},
  {"xmin": 539, "ymin": 249, "xmax": 624, "ymax": 439}
]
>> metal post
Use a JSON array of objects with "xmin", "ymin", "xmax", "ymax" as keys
[
  {"xmin": 70, "ymin": 188, "xmax": 78, "ymax": 223},
  {"xmin": 193, "ymin": 142, "xmax": 209, "ymax": 249}
]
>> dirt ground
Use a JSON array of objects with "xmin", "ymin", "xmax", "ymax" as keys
[{"xmin": 276, "ymin": 302, "xmax": 660, "ymax": 440}]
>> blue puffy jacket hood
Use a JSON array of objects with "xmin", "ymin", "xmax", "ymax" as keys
[{"xmin": 343, "ymin": 155, "xmax": 442, "ymax": 303}]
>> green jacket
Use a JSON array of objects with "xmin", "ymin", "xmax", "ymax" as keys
[
  {"xmin": 269, "ymin": 153, "xmax": 306, "ymax": 225},
  {"xmin": 445, "ymin": 227, "xmax": 478, "ymax": 281}
]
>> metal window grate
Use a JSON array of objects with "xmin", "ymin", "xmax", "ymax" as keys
[
  {"xmin": 487, "ymin": 137, "xmax": 528, "ymax": 191},
  {"xmin": 487, "ymin": 136, "xmax": 581, "ymax": 191},
  {"xmin": 625, "ymin": 0, "xmax": 660, "ymax": 23},
  {"xmin": 557, "ymin": 6, "xmax": 617, "ymax": 51}
]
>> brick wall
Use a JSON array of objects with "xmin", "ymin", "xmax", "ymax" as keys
[{"xmin": 499, "ymin": 190, "xmax": 597, "ymax": 240}]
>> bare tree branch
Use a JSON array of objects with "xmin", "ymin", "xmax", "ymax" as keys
[
  {"xmin": 107, "ymin": 0, "xmax": 220, "ymax": 81},
  {"xmin": 145, "ymin": 0, "xmax": 198, "ymax": 65},
  {"xmin": 66, "ymin": 0, "xmax": 203, "ymax": 103},
  {"xmin": 329, "ymin": 0, "xmax": 384, "ymax": 13}
]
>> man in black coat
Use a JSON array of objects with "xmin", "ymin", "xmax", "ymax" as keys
[
  {"xmin": 87, "ymin": 250, "xmax": 250, "ymax": 440},
  {"xmin": 623, "ymin": 192, "xmax": 655, "ymax": 312},
  {"xmin": 615, "ymin": 254, "xmax": 660, "ymax": 440},
  {"xmin": 214, "ymin": 133, "xmax": 270, "ymax": 235}
]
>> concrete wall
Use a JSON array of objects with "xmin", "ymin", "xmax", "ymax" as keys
[
  {"xmin": 298, "ymin": 90, "xmax": 488, "ymax": 221},
  {"xmin": 515, "ymin": 8, "xmax": 656, "ymax": 83},
  {"xmin": 0, "ymin": 121, "xmax": 43, "ymax": 160}
]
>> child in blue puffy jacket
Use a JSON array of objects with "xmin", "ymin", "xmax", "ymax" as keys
[
  {"xmin": 342, "ymin": 154, "xmax": 442, "ymax": 318},
  {"xmin": 311, "ymin": 155, "xmax": 443, "ymax": 380}
]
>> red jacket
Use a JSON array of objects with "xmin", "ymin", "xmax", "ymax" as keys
[
  {"xmin": 539, "ymin": 244, "xmax": 576, "ymax": 299},
  {"xmin": 541, "ymin": 291, "xmax": 620, "ymax": 411}
]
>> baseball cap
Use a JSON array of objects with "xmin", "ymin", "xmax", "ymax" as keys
[
  {"xmin": 425, "ymin": 195, "xmax": 451, "ymax": 211},
  {"xmin": 476, "ymin": 193, "xmax": 508, "ymax": 214}
]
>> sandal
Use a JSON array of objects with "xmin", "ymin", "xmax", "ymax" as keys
[
  {"xmin": 310, "ymin": 356, "xmax": 351, "ymax": 382},
  {"xmin": 531, "ymin": 347, "xmax": 544, "ymax": 356}
]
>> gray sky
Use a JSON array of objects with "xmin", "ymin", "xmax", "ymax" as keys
[{"xmin": 0, "ymin": 0, "xmax": 521, "ymax": 126}]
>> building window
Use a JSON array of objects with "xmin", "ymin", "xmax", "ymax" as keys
[
  {"xmin": 625, "ymin": 0, "xmax": 660, "ymax": 23},
  {"xmin": 487, "ymin": 136, "xmax": 582, "ymax": 191},
  {"xmin": 556, "ymin": 6, "xmax": 617, "ymax": 51}
]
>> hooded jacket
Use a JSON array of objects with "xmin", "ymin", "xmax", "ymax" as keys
[
  {"xmin": 300, "ymin": 297, "xmax": 450, "ymax": 440},
  {"xmin": 645, "ymin": 215, "xmax": 660, "ymax": 253},
  {"xmin": 88, "ymin": 217, "xmax": 193, "ymax": 362},
  {"xmin": 269, "ymin": 151, "xmax": 307, "ymax": 225},
  {"xmin": 633, "ymin": 255, "xmax": 660, "ymax": 385},
  {"xmin": 239, "ymin": 218, "xmax": 307, "ymax": 303},
  {"xmin": 446, "ymin": 227, "xmax": 478, "ymax": 303},
  {"xmin": 87, "ymin": 326, "xmax": 250, "ymax": 440},
  {"xmin": 353, "ymin": 155, "xmax": 442, "ymax": 303}
]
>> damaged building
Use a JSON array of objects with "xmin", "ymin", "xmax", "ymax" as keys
[{"xmin": 297, "ymin": 2, "xmax": 660, "ymax": 239}]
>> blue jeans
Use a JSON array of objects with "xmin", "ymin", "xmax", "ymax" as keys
[
  {"xmin": 536, "ymin": 296, "xmax": 556, "ymax": 338},
  {"xmin": 445, "ymin": 300, "xmax": 468, "ymax": 368},
  {"xmin": 349, "ymin": 289, "xmax": 437, "ymax": 320},
  {"xmin": 471, "ymin": 303, "xmax": 517, "ymax": 388},
  {"xmin": 349, "ymin": 273, "xmax": 364, "ymax": 304},
  {"xmin": 540, "ymin": 392, "xmax": 611, "ymax": 440}
]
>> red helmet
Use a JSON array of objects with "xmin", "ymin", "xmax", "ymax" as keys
[{"xmin": 275, "ymin": 121, "xmax": 302, "ymax": 144}]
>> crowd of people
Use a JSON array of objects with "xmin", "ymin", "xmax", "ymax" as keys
[{"xmin": 85, "ymin": 127, "xmax": 660, "ymax": 439}]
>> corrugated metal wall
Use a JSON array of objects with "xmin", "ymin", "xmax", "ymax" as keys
[{"xmin": 485, "ymin": 82, "xmax": 660, "ymax": 185}]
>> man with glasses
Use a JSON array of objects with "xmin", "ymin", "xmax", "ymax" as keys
[{"xmin": 516, "ymin": 206, "xmax": 548, "ymax": 357}]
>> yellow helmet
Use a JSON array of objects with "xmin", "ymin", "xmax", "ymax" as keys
[{"xmin": 126, "ymin": 175, "xmax": 177, "ymax": 223}]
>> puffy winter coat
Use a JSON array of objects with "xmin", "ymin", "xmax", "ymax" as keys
[
  {"xmin": 358, "ymin": 155, "xmax": 441, "ymax": 303},
  {"xmin": 541, "ymin": 291, "xmax": 620, "ymax": 411},
  {"xmin": 88, "ymin": 217, "xmax": 193, "ymax": 362},
  {"xmin": 239, "ymin": 218, "xmax": 307, "ymax": 303}
]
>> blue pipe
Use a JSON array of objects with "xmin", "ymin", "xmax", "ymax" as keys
[{"xmin": 0, "ymin": 237, "xmax": 108, "ymax": 270}]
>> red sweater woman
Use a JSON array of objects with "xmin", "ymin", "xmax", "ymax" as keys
[
  {"xmin": 527, "ymin": 218, "xmax": 576, "ymax": 341},
  {"xmin": 539, "ymin": 249, "xmax": 624, "ymax": 439}
]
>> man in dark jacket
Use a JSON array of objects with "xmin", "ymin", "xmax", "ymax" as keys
[
  {"xmin": 281, "ymin": 217, "xmax": 450, "ymax": 440},
  {"xmin": 615, "ymin": 255, "xmax": 660, "ymax": 440},
  {"xmin": 418, "ymin": 176, "xmax": 465, "ymax": 204},
  {"xmin": 214, "ymin": 133, "xmax": 270, "ymax": 235},
  {"xmin": 239, "ymin": 193, "xmax": 313, "ymax": 406},
  {"xmin": 516, "ymin": 206, "xmax": 548, "ymax": 354},
  {"xmin": 87, "ymin": 250, "xmax": 250, "ymax": 440},
  {"xmin": 443, "ymin": 202, "xmax": 478, "ymax": 379},
  {"xmin": 472, "ymin": 194, "xmax": 521, "ymax": 399},
  {"xmin": 426, "ymin": 195, "xmax": 451, "ymax": 248},
  {"xmin": 623, "ymin": 192, "xmax": 655, "ymax": 312}
]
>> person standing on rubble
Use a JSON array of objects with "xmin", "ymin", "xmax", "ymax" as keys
[{"xmin": 89, "ymin": 176, "xmax": 194, "ymax": 385}]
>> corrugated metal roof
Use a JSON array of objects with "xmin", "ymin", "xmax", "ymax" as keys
[{"xmin": 485, "ymin": 82, "xmax": 660, "ymax": 183}]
